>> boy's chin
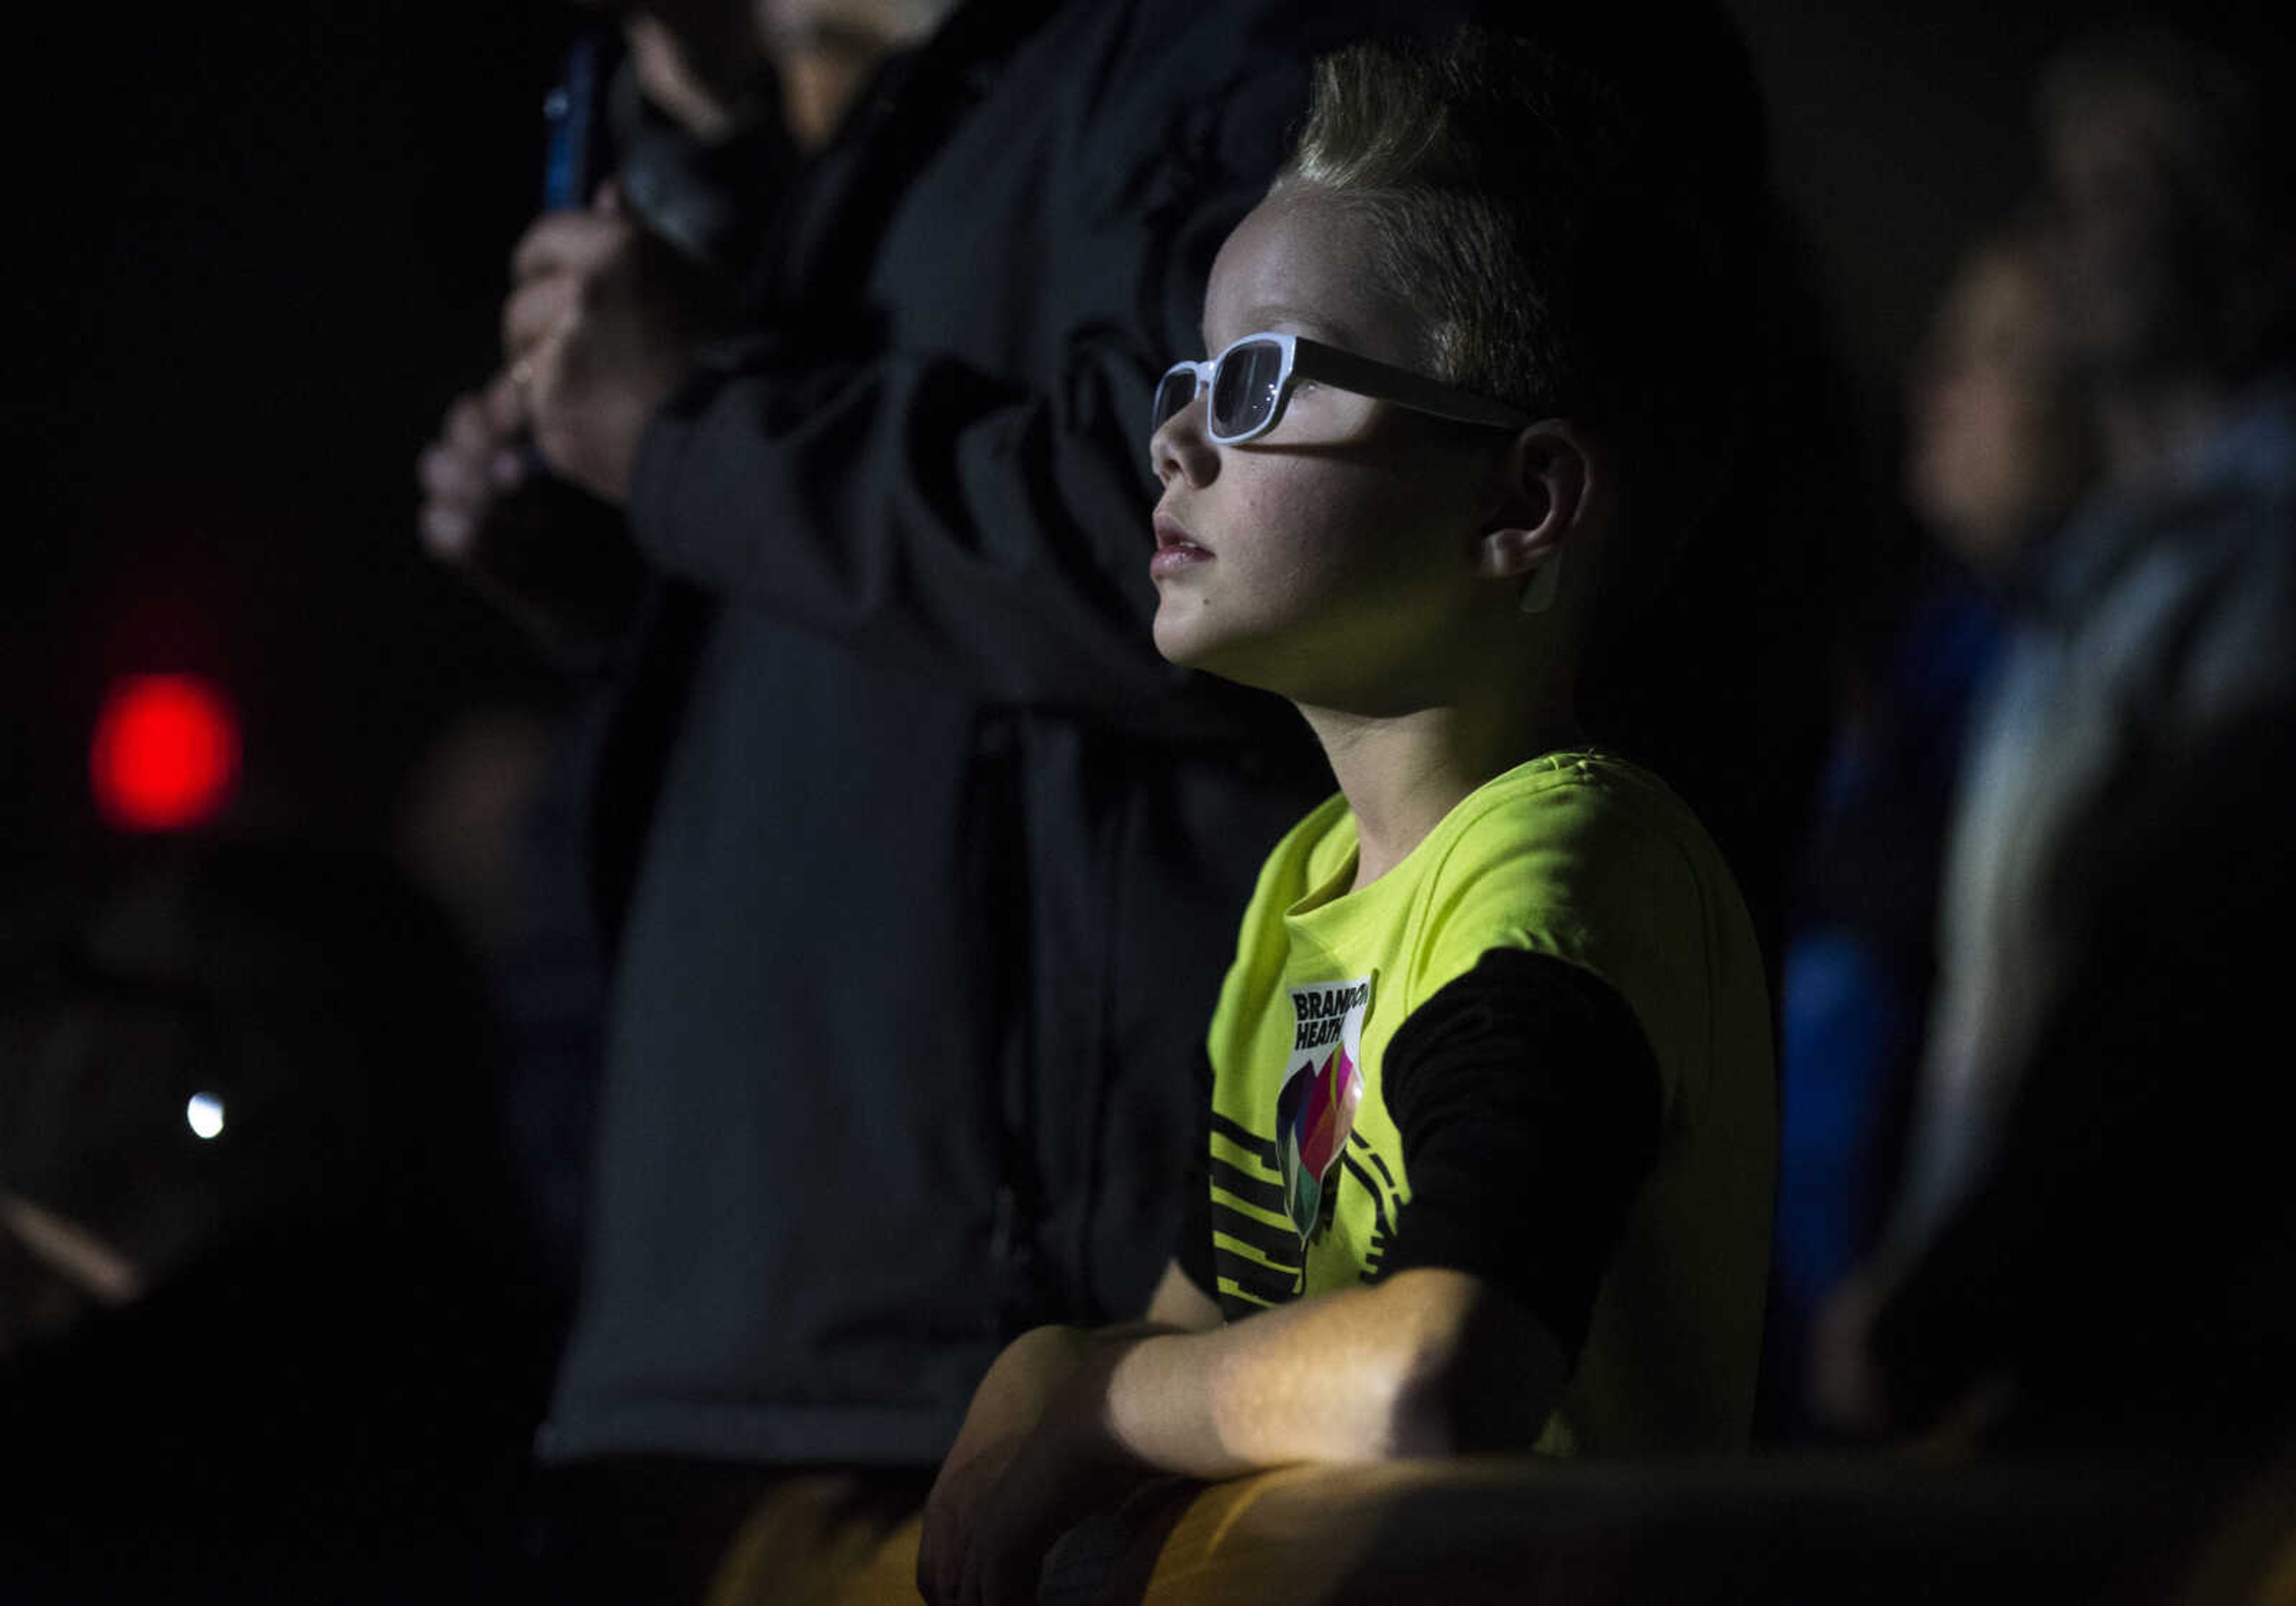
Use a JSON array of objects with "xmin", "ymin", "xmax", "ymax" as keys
[
  {"xmin": 1153, "ymin": 612, "xmax": 1237, "ymax": 680},
  {"xmin": 1153, "ymin": 621, "xmax": 1288, "ymax": 702},
  {"xmin": 1150, "ymin": 610, "xmax": 1205, "ymax": 671}
]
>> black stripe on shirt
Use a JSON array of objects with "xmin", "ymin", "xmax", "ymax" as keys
[
  {"xmin": 1215, "ymin": 1244, "xmax": 1303, "ymax": 1311},
  {"xmin": 1210, "ymin": 1109, "xmax": 1277, "ymax": 1165},
  {"xmin": 1210, "ymin": 1200, "xmax": 1305, "ymax": 1268},
  {"xmin": 1340, "ymin": 1150, "xmax": 1393, "ymax": 1240},
  {"xmin": 1209, "ymin": 1155, "xmax": 1286, "ymax": 1217}
]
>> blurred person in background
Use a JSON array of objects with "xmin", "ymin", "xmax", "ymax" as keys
[
  {"xmin": 417, "ymin": 0, "xmax": 963, "ymax": 1317},
  {"xmin": 1769, "ymin": 221, "xmax": 2095, "ymax": 1436},
  {"xmin": 1904, "ymin": 230, "xmax": 2100, "ymax": 581},
  {"xmin": 1816, "ymin": 17, "xmax": 2296, "ymax": 1457},
  {"xmin": 0, "ymin": 842, "xmax": 549, "ymax": 1599}
]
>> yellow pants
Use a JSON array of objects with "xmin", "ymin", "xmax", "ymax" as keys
[{"xmin": 703, "ymin": 1475, "xmax": 926, "ymax": 1606}]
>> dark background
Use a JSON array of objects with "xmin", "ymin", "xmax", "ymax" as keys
[
  {"xmin": 4, "ymin": 0, "xmax": 2276, "ymax": 859},
  {"xmin": 10, "ymin": 2, "xmax": 580, "ymax": 861}
]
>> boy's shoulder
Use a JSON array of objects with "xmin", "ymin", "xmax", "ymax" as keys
[
  {"xmin": 1418, "ymin": 749, "xmax": 1725, "ymax": 891},
  {"xmin": 1250, "ymin": 749, "xmax": 1726, "ymax": 910},
  {"xmin": 1420, "ymin": 750, "xmax": 1769, "ymax": 1130}
]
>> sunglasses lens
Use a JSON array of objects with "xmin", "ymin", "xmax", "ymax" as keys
[
  {"xmin": 1210, "ymin": 340, "xmax": 1285, "ymax": 438},
  {"xmin": 1152, "ymin": 368, "xmax": 1199, "ymax": 432}
]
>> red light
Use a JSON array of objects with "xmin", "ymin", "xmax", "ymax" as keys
[{"xmin": 90, "ymin": 674, "xmax": 242, "ymax": 832}]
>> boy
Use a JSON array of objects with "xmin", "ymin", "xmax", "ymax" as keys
[{"xmin": 920, "ymin": 26, "xmax": 1775, "ymax": 1602}]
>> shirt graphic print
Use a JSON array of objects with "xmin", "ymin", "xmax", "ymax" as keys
[
  {"xmin": 1275, "ymin": 976, "xmax": 1371, "ymax": 1245},
  {"xmin": 1211, "ymin": 973, "xmax": 1401, "ymax": 1312}
]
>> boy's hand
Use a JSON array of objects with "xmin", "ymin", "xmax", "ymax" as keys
[{"xmin": 918, "ymin": 1324, "xmax": 1147, "ymax": 1606}]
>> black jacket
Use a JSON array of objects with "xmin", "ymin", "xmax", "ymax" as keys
[{"xmin": 539, "ymin": 0, "xmax": 1433, "ymax": 1467}]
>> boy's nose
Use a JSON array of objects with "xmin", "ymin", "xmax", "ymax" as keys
[{"xmin": 1150, "ymin": 396, "xmax": 1218, "ymax": 487}]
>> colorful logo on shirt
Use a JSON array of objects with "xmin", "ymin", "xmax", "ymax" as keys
[{"xmin": 1276, "ymin": 976, "xmax": 1372, "ymax": 1245}]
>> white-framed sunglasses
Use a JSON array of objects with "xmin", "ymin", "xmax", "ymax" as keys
[{"xmin": 1150, "ymin": 330, "xmax": 1534, "ymax": 447}]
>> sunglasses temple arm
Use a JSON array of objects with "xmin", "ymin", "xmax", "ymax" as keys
[{"xmin": 1294, "ymin": 340, "xmax": 1532, "ymax": 430}]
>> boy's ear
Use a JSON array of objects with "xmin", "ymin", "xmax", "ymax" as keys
[{"xmin": 1475, "ymin": 421, "xmax": 1596, "ymax": 595}]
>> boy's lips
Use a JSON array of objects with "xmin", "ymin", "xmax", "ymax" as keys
[{"xmin": 1150, "ymin": 512, "xmax": 1213, "ymax": 579}]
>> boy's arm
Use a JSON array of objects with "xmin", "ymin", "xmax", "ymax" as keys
[
  {"xmin": 921, "ymin": 949, "xmax": 1662, "ymax": 1605},
  {"xmin": 917, "ymin": 1264, "xmax": 1218, "ymax": 1606},
  {"xmin": 1105, "ymin": 1266, "xmax": 1566, "ymax": 1472},
  {"xmin": 919, "ymin": 1271, "xmax": 1564, "ymax": 1606},
  {"xmin": 1375, "ymin": 947, "xmax": 1665, "ymax": 1358},
  {"xmin": 1144, "ymin": 1258, "xmax": 1222, "ymax": 1331},
  {"xmin": 1121, "ymin": 946, "xmax": 1660, "ymax": 1465}
]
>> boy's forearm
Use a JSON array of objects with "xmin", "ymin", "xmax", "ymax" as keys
[{"xmin": 1097, "ymin": 1268, "xmax": 1564, "ymax": 1480}]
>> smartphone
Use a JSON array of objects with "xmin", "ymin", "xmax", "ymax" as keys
[{"xmin": 541, "ymin": 31, "xmax": 619, "ymax": 210}]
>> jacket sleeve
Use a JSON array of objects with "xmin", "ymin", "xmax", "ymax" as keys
[
  {"xmin": 620, "ymin": 22, "xmax": 1309, "ymax": 717},
  {"xmin": 625, "ymin": 327, "xmax": 1191, "ymax": 713}
]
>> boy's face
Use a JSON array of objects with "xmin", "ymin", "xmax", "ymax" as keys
[{"xmin": 1149, "ymin": 190, "xmax": 1509, "ymax": 710}]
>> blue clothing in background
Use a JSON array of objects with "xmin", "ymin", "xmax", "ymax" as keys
[{"xmin": 1770, "ymin": 577, "xmax": 2004, "ymax": 1426}]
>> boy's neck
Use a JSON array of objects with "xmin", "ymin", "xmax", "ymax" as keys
[{"xmin": 1302, "ymin": 683, "xmax": 1583, "ymax": 893}]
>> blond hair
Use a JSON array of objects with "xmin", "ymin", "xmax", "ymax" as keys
[{"xmin": 1275, "ymin": 25, "xmax": 1752, "ymax": 604}]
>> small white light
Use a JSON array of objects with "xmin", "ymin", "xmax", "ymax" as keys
[{"xmin": 186, "ymin": 1094, "xmax": 225, "ymax": 1140}]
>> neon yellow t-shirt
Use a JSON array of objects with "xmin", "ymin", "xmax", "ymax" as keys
[{"xmin": 1203, "ymin": 750, "xmax": 1775, "ymax": 1454}]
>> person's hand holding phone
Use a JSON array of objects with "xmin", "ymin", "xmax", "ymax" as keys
[{"xmin": 500, "ymin": 182, "xmax": 726, "ymax": 507}]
